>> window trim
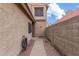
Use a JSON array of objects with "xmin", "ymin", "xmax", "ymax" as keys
[
  {"xmin": 28, "ymin": 23, "xmax": 32, "ymax": 33},
  {"xmin": 34, "ymin": 7, "xmax": 44, "ymax": 16}
]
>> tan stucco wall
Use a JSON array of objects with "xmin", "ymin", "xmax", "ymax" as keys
[
  {"xmin": 0, "ymin": 3, "xmax": 32, "ymax": 56},
  {"xmin": 28, "ymin": 3, "xmax": 47, "ymax": 37},
  {"xmin": 32, "ymin": 6, "xmax": 47, "ymax": 20},
  {"xmin": 28, "ymin": 3, "xmax": 47, "ymax": 21},
  {"xmin": 35, "ymin": 21, "xmax": 46, "ymax": 36}
]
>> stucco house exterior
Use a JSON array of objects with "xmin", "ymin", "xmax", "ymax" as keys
[
  {"xmin": 0, "ymin": 3, "xmax": 47, "ymax": 55},
  {"xmin": 28, "ymin": 3, "xmax": 48, "ymax": 37}
]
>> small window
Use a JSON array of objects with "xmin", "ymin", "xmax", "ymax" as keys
[
  {"xmin": 28, "ymin": 23, "xmax": 32, "ymax": 33},
  {"xmin": 34, "ymin": 7, "xmax": 43, "ymax": 16}
]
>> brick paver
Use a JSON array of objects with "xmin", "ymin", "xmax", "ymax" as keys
[
  {"xmin": 43, "ymin": 38, "xmax": 60, "ymax": 56},
  {"xmin": 18, "ymin": 39, "xmax": 35, "ymax": 56},
  {"xmin": 19, "ymin": 37, "xmax": 60, "ymax": 56},
  {"xmin": 30, "ymin": 37, "xmax": 47, "ymax": 56}
]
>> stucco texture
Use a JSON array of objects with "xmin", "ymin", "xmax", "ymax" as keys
[{"xmin": 0, "ymin": 4, "xmax": 32, "ymax": 55}]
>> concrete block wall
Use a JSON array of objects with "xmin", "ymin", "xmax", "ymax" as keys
[{"xmin": 45, "ymin": 15, "xmax": 79, "ymax": 55}]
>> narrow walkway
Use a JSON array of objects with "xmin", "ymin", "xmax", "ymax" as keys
[
  {"xmin": 19, "ymin": 37, "xmax": 60, "ymax": 56},
  {"xmin": 30, "ymin": 37, "xmax": 47, "ymax": 56}
]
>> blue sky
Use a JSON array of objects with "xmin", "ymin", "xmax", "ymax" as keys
[{"xmin": 47, "ymin": 3, "xmax": 79, "ymax": 25}]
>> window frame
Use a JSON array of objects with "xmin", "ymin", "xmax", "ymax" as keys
[
  {"xmin": 34, "ymin": 7, "xmax": 44, "ymax": 17},
  {"xmin": 28, "ymin": 23, "xmax": 32, "ymax": 33}
]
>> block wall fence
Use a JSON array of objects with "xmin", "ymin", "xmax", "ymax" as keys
[{"xmin": 45, "ymin": 15, "xmax": 79, "ymax": 55}]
